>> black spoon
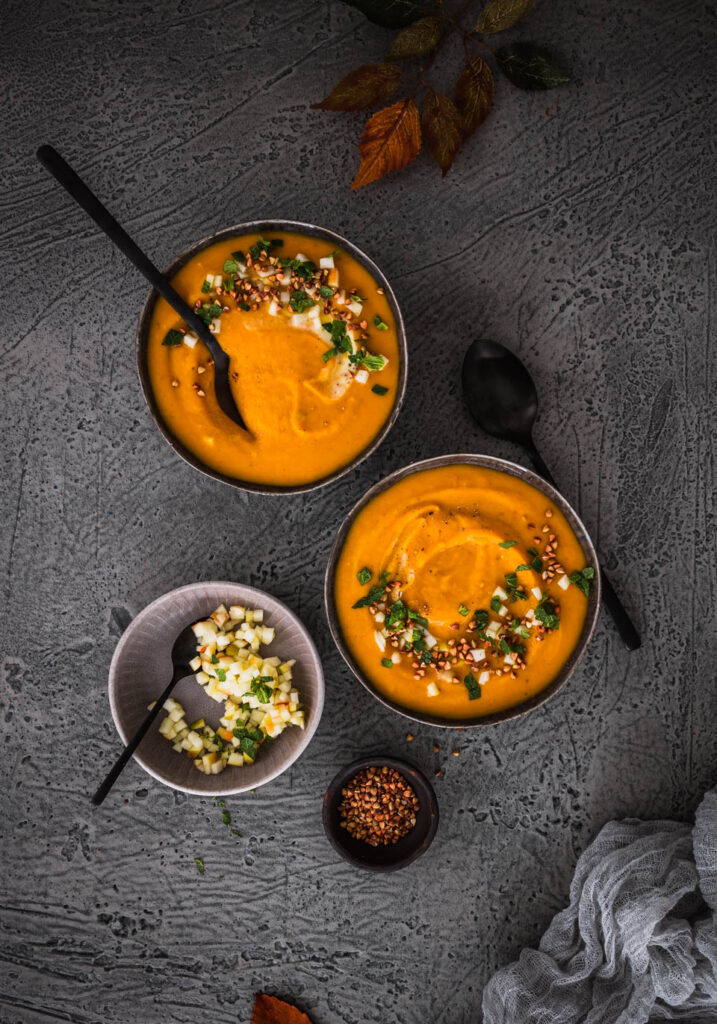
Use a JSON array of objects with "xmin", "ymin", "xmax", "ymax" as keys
[
  {"xmin": 462, "ymin": 338, "xmax": 641, "ymax": 651},
  {"xmin": 92, "ymin": 625, "xmax": 198, "ymax": 806},
  {"xmin": 36, "ymin": 145, "xmax": 247, "ymax": 431}
]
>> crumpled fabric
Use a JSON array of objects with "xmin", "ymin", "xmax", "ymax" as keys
[{"xmin": 483, "ymin": 787, "xmax": 717, "ymax": 1023}]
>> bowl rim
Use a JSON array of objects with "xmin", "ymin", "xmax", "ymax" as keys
[
  {"xmin": 135, "ymin": 219, "xmax": 408, "ymax": 495},
  {"xmin": 324, "ymin": 453, "xmax": 602, "ymax": 729},
  {"xmin": 322, "ymin": 755, "xmax": 439, "ymax": 871},
  {"xmin": 107, "ymin": 580, "xmax": 325, "ymax": 796}
]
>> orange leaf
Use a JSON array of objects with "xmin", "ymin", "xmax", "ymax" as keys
[
  {"xmin": 251, "ymin": 993, "xmax": 313, "ymax": 1024},
  {"xmin": 352, "ymin": 98, "xmax": 421, "ymax": 189},
  {"xmin": 422, "ymin": 89, "xmax": 463, "ymax": 176},
  {"xmin": 454, "ymin": 56, "xmax": 494, "ymax": 137},
  {"xmin": 312, "ymin": 64, "xmax": 402, "ymax": 112}
]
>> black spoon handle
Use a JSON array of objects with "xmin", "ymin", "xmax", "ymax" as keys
[
  {"xmin": 92, "ymin": 673, "xmax": 181, "ymax": 806},
  {"xmin": 36, "ymin": 145, "xmax": 216, "ymax": 352},
  {"xmin": 526, "ymin": 440, "xmax": 641, "ymax": 651}
]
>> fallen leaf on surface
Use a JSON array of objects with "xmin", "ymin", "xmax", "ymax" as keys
[
  {"xmin": 454, "ymin": 56, "xmax": 494, "ymax": 137},
  {"xmin": 422, "ymin": 89, "xmax": 463, "ymax": 175},
  {"xmin": 352, "ymin": 98, "xmax": 421, "ymax": 188},
  {"xmin": 251, "ymin": 993, "xmax": 313, "ymax": 1024},
  {"xmin": 312, "ymin": 64, "xmax": 402, "ymax": 112},
  {"xmin": 475, "ymin": 0, "xmax": 535, "ymax": 34}
]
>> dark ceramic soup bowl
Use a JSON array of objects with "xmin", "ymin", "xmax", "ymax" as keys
[
  {"xmin": 136, "ymin": 220, "xmax": 408, "ymax": 495},
  {"xmin": 325, "ymin": 454, "xmax": 601, "ymax": 729}
]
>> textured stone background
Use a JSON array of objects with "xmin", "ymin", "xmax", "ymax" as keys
[{"xmin": 1, "ymin": 1, "xmax": 716, "ymax": 1021}]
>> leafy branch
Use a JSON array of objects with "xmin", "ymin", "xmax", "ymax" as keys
[{"xmin": 312, "ymin": 0, "xmax": 572, "ymax": 188}]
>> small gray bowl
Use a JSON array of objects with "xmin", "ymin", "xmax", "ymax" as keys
[
  {"xmin": 136, "ymin": 220, "xmax": 408, "ymax": 495},
  {"xmin": 324, "ymin": 454, "xmax": 601, "ymax": 729},
  {"xmin": 108, "ymin": 581, "xmax": 324, "ymax": 795}
]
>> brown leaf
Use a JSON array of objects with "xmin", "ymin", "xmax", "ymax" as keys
[
  {"xmin": 352, "ymin": 98, "xmax": 421, "ymax": 189},
  {"xmin": 422, "ymin": 89, "xmax": 463, "ymax": 176},
  {"xmin": 475, "ymin": 0, "xmax": 535, "ymax": 34},
  {"xmin": 454, "ymin": 56, "xmax": 494, "ymax": 137},
  {"xmin": 385, "ymin": 16, "xmax": 443, "ymax": 60},
  {"xmin": 312, "ymin": 64, "xmax": 402, "ymax": 112},
  {"xmin": 251, "ymin": 994, "xmax": 313, "ymax": 1024}
]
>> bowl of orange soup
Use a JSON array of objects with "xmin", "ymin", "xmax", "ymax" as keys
[
  {"xmin": 326, "ymin": 455, "xmax": 601, "ymax": 727},
  {"xmin": 137, "ymin": 222, "xmax": 406, "ymax": 492}
]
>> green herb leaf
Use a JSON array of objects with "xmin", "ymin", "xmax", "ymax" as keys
[
  {"xmin": 582, "ymin": 566, "xmax": 595, "ymax": 579},
  {"xmin": 499, "ymin": 638, "xmax": 511, "ymax": 654},
  {"xmin": 385, "ymin": 15, "xmax": 443, "ymax": 60},
  {"xmin": 406, "ymin": 608, "xmax": 428, "ymax": 628},
  {"xmin": 535, "ymin": 597, "xmax": 560, "ymax": 630},
  {"xmin": 357, "ymin": 566, "xmax": 372, "ymax": 585},
  {"xmin": 353, "ymin": 582, "xmax": 388, "ymax": 608},
  {"xmin": 421, "ymin": 648, "xmax": 432, "ymax": 665},
  {"xmin": 223, "ymin": 258, "xmax": 239, "ymax": 274},
  {"xmin": 194, "ymin": 857, "xmax": 205, "ymax": 874},
  {"xmin": 201, "ymin": 279, "xmax": 212, "ymax": 294},
  {"xmin": 499, "ymin": 540, "xmax": 517, "ymax": 548},
  {"xmin": 221, "ymin": 810, "xmax": 231, "ymax": 826},
  {"xmin": 458, "ymin": 603, "xmax": 469, "ymax": 617},
  {"xmin": 162, "ymin": 329, "xmax": 184, "ymax": 347},
  {"xmin": 381, "ymin": 657, "xmax": 394, "ymax": 668},
  {"xmin": 496, "ymin": 41, "xmax": 572, "ymax": 91},
  {"xmin": 531, "ymin": 557, "xmax": 543, "ymax": 572},
  {"xmin": 516, "ymin": 563, "xmax": 531, "ymax": 571},
  {"xmin": 319, "ymin": 284, "xmax": 335, "ymax": 298},
  {"xmin": 490, "ymin": 596, "xmax": 501, "ymax": 613},
  {"xmin": 372, "ymin": 383, "xmax": 389, "ymax": 395},
  {"xmin": 373, "ymin": 313, "xmax": 389, "ymax": 331},
  {"xmin": 238, "ymin": 301, "xmax": 250, "ymax": 311},
  {"xmin": 474, "ymin": 609, "xmax": 488, "ymax": 629},
  {"xmin": 364, "ymin": 353, "xmax": 387, "ymax": 371},
  {"xmin": 464, "ymin": 672, "xmax": 482, "ymax": 700},
  {"xmin": 387, "ymin": 600, "xmax": 407, "ymax": 627},
  {"xmin": 231, "ymin": 250, "xmax": 245, "ymax": 263},
  {"xmin": 289, "ymin": 289, "xmax": 315, "ymax": 313}
]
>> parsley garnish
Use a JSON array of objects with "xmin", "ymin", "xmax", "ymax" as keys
[
  {"xmin": 363, "ymin": 354, "xmax": 386, "ymax": 371},
  {"xmin": 250, "ymin": 680, "xmax": 273, "ymax": 704},
  {"xmin": 535, "ymin": 597, "xmax": 560, "ymax": 631},
  {"xmin": 289, "ymin": 289, "xmax": 315, "ymax": 313},
  {"xmin": 353, "ymin": 580, "xmax": 388, "ymax": 608},
  {"xmin": 238, "ymin": 301, "xmax": 250, "ymax": 311},
  {"xmin": 162, "ymin": 329, "xmax": 184, "ymax": 347},
  {"xmin": 201, "ymin": 279, "xmax": 212, "ymax": 293},
  {"xmin": 372, "ymin": 384, "xmax": 389, "ymax": 395},
  {"xmin": 194, "ymin": 857, "xmax": 205, "ymax": 875},
  {"xmin": 386, "ymin": 600, "xmax": 407, "ymax": 628},
  {"xmin": 421, "ymin": 649, "xmax": 432, "ymax": 665},
  {"xmin": 499, "ymin": 540, "xmax": 517, "ymax": 549},
  {"xmin": 569, "ymin": 566, "xmax": 595, "ymax": 596},
  {"xmin": 531, "ymin": 557, "xmax": 543, "ymax": 572},
  {"xmin": 319, "ymin": 285, "xmax": 334, "ymax": 298},
  {"xmin": 473, "ymin": 609, "xmax": 489, "ymax": 629},
  {"xmin": 374, "ymin": 314, "xmax": 389, "ymax": 331},
  {"xmin": 357, "ymin": 567, "xmax": 372, "ymax": 585},
  {"xmin": 381, "ymin": 658, "xmax": 393, "ymax": 668},
  {"xmin": 223, "ymin": 258, "xmax": 238, "ymax": 274},
  {"xmin": 215, "ymin": 668, "xmax": 226, "ymax": 682},
  {"xmin": 464, "ymin": 673, "xmax": 481, "ymax": 700},
  {"xmin": 490, "ymin": 596, "xmax": 501, "ymax": 613},
  {"xmin": 231, "ymin": 250, "xmax": 245, "ymax": 262},
  {"xmin": 197, "ymin": 302, "xmax": 222, "ymax": 325},
  {"xmin": 458, "ymin": 604, "xmax": 469, "ymax": 617}
]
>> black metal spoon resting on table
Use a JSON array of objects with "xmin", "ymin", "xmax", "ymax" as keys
[
  {"xmin": 36, "ymin": 145, "xmax": 246, "ymax": 431},
  {"xmin": 462, "ymin": 338, "xmax": 641, "ymax": 652}
]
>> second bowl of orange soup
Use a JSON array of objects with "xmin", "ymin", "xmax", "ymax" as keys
[
  {"xmin": 326, "ymin": 455, "xmax": 601, "ymax": 727},
  {"xmin": 137, "ymin": 222, "xmax": 406, "ymax": 492}
]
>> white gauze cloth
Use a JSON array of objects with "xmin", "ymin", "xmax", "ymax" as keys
[{"xmin": 483, "ymin": 787, "xmax": 717, "ymax": 1023}]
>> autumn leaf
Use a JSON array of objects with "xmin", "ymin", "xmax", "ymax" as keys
[
  {"xmin": 422, "ymin": 89, "xmax": 463, "ymax": 176},
  {"xmin": 251, "ymin": 993, "xmax": 313, "ymax": 1024},
  {"xmin": 385, "ymin": 16, "xmax": 444, "ymax": 60},
  {"xmin": 475, "ymin": 0, "xmax": 535, "ymax": 34},
  {"xmin": 312, "ymin": 64, "xmax": 402, "ymax": 111},
  {"xmin": 496, "ymin": 41, "xmax": 572, "ymax": 90},
  {"xmin": 454, "ymin": 56, "xmax": 494, "ymax": 137},
  {"xmin": 340, "ymin": 0, "xmax": 422, "ymax": 29},
  {"xmin": 352, "ymin": 98, "xmax": 421, "ymax": 188}
]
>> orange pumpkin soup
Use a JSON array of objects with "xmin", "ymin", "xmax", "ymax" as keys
[
  {"xmin": 146, "ymin": 232, "xmax": 400, "ymax": 486},
  {"xmin": 334, "ymin": 464, "xmax": 595, "ymax": 719}
]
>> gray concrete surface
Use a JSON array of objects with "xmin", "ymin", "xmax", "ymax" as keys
[{"xmin": 1, "ymin": 1, "xmax": 716, "ymax": 1021}]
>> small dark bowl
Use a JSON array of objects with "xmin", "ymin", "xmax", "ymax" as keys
[
  {"xmin": 322, "ymin": 756, "xmax": 439, "ymax": 871},
  {"xmin": 136, "ymin": 220, "xmax": 408, "ymax": 495}
]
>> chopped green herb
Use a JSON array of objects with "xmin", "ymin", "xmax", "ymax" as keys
[
  {"xmin": 458, "ymin": 603, "xmax": 470, "ymax": 617},
  {"xmin": 221, "ymin": 810, "xmax": 230, "ymax": 826},
  {"xmin": 349, "ymin": 293, "xmax": 365, "ymax": 303},
  {"xmin": 352, "ymin": 581, "xmax": 387, "ymax": 608},
  {"xmin": 499, "ymin": 638, "xmax": 511, "ymax": 654},
  {"xmin": 421, "ymin": 648, "xmax": 432, "ymax": 665},
  {"xmin": 569, "ymin": 566, "xmax": 595, "ymax": 597},
  {"xmin": 464, "ymin": 673, "xmax": 481, "ymax": 700},
  {"xmin": 201, "ymin": 279, "xmax": 212, "ymax": 293},
  {"xmin": 238, "ymin": 301, "xmax": 250, "ymax": 311},
  {"xmin": 250, "ymin": 680, "xmax": 273, "ymax": 704},
  {"xmin": 239, "ymin": 735, "xmax": 258, "ymax": 758},
  {"xmin": 372, "ymin": 384, "xmax": 389, "ymax": 395},
  {"xmin": 516, "ymin": 564, "xmax": 531, "ymax": 572},
  {"xmin": 249, "ymin": 237, "xmax": 273, "ymax": 259},
  {"xmin": 363, "ymin": 354, "xmax": 386, "ymax": 372},
  {"xmin": 490, "ymin": 597, "xmax": 501, "ymax": 613},
  {"xmin": 535, "ymin": 597, "xmax": 560, "ymax": 631},
  {"xmin": 289, "ymin": 289, "xmax": 315, "ymax": 313},
  {"xmin": 374, "ymin": 314, "xmax": 389, "ymax": 331},
  {"xmin": 223, "ymin": 258, "xmax": 238, "ymax": 274},
  {"xmin": 215, "ymin": 668, "xmax": 226, "ymax": 682},
  {"xmin": 499, "ymin": 540, "xmax": 517, "ymax": 549},
  {"xmin": 473, "ymin": 609, "xmax": 489, "ymax": 629},
  {"xmin": 505, "ymin": 572, "xmax": 518, "ymax": 589},
  {"xmin": 531, "ymin": 557, "xmax": 543, "ymax": 573},
  {"xmin": 258, "ymin": 675, "xmax": 274, "ymax": 683},
  {"xmin": 357, "ymin": 566, "xmax": 372, "ymax": 585},
  {"xmin": 528, "ymin": 547, "xmax": 539, "ymax": 557},
  {"xmin": 162, "ymin": 328, "xmax": 184, "ymax": 347},
  {"xmin": 231, "ymin": 250, "xmax": 245, "ymax": 263},
  {"xmin": 381, "ymin": 657, "xmax": 393, "ymax": 668},
  {"xmin": 319, "ymin": 284, "xmax": 334, "ymax": 298},
  {"xmin": 387, "ymin": 600, "xmax": 407, "ymax": 627},
  {"xmin": 211, "ymin": 654, "xmax": 219, "ymax": 665},
  {"xmin": 194, "ymin": 857, "xmax": 205, "ymax": 875},
  {"xmin": 197, "ymin": 302, "xmax": 222, "ymax": 325}
]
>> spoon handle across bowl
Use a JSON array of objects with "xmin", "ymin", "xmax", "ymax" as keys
[
  {"xmin": 36, "ymin": 145, "xmax": 246, "ymax": 430},
  {"xmin": 526, "ymin": 440, "xmax": 641, "ymax": 651},
  {"xmin": 91, "ymin": 672, "xmax": 181, "ymax": 806}
]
